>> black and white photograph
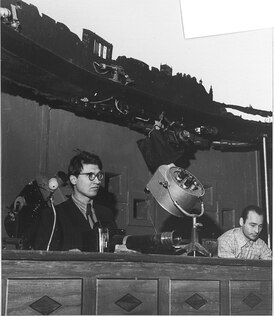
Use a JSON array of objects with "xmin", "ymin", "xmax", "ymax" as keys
[{"xmin": 1, "ymin": 0, "xmax": 273, "ymax": 315}]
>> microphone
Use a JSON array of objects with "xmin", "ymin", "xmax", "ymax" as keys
[
  {"xmin": 48, "ymin": 178, "xmax": 59, "ymax": 199},
  {"xmin": 48, "ymin": 177, "xmax": 58, "ymax": 190}
]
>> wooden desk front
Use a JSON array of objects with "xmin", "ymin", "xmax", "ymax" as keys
[{"xmin": 2, "ymin": 250, "xmax": 272, "ymax": 315}]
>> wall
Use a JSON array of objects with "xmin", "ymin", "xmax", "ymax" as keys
[
  {"xmin": 1, "ymin": 92, "xmax": 264, "ymax": 241},
  {"xmin": 1, "ymin": 94, "xmax": 48, "ymax": 211}
]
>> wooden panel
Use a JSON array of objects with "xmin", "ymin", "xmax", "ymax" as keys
[
  {"xmin": 96, "ymin": 279, "xmax": 158, "ymax": 315},
  {"xmin": 1, "ymin": 251, "xmax": 272, "ymax": 315},
  {"xmin": 106, "ymin": 167, "xmax": 128, "ymax": 203},
  {"xmin": 221, "ymin": 208, "xmax": 236, "ymax": 231},
  {"xmin": 128, "ymin": 191, "xmax": 154, "ymax": 227},
  {"xmin": 202, "ymin": 184, "xmax": 215, "ymax": 207},
  {"xmin": 6, "ymin": 278, "xmax": 82, "ymax": 315},
  {"xmin": 230, "ymin": 280, "xmax": 272, "ymax": 315},
  {"xmin": 170, "ymin": 280, "xmax": 220, "ymax": 315}
]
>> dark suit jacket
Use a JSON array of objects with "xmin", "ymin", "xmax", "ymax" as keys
[{"xmin": 34, "ymin": 197, "xmax": 117, "ymax": 251}]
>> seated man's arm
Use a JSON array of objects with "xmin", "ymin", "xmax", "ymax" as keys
[
  {"xmin": 260, "ymin": 241, "xmax": 272, "ymax": 260},
  {"xmin": 217, "ymin": 236, "xmax": 236, "ymax": 258}
]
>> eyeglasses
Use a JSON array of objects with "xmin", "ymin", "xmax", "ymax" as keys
[{"xmin": 78, "ymin": 171, "xmax": 104, "ymax": 181}]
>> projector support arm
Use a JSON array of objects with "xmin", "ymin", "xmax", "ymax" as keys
[{"xmin": 173, "ymin": 198, "xmax": 204, "ymax": 218}]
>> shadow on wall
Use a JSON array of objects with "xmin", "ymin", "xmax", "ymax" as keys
[{"xmin": 96, "ymin": 186, "xmax": 119, "ymax": 219}]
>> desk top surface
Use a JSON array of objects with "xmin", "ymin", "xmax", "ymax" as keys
[{"xmin": 2, "ymin": 250, "xmax": 272, "ymax": 267}]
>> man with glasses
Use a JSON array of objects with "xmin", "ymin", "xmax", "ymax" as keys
[{"xmin": 34, "ymin": 150, "xmax": 117, "ymax": 251}]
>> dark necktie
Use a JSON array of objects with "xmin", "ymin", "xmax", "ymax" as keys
[{"xmin": 86, "ymin": 203, "xmax": 95, "ymax": 226}]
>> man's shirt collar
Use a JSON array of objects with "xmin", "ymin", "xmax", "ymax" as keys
[{"xmin": 237, "ymin": 227, "xmax": 254, "ymax": 247}]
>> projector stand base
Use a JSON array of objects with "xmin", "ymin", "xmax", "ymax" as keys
[
  {"xmin": 177, "ymin": 216, "xmax": 212, "ymax": 257},
  {"xmin": 179, "ymin": 241, "xmax": 211, "ymax": 257}
]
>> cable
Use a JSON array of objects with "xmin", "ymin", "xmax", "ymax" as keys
[
  {"xmin": 93, "ymin": 61, "xmax": 109, "ymax": 75},
  {"xmin": 46, "ymin": 197, "xmax": 57, "ymax": 251},
  {"xmin": 115, "ymin": 99, "xmax": 129, "ymax": 115},
  {"xmin": 81, "ymin": 96, "xmax": 113, "ymax": 104}
]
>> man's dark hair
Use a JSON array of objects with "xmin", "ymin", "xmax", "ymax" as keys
[
  {"xmin": 241, "ymin": 205, "xmax": 264, "ymax": 222},
  {"xmin": 68, "ymin": 150, "xmax": 103, "ymax": 177}
]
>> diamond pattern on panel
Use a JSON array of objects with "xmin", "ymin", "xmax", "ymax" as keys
[
  {"xmin": 185, "ymin": 293, "xmax": 208, "ymax": 310},
  {"xmin": 242, "ymin": 292, "xmax": 262, "ymax": 309},
  {"xmin": 115, "ymin": 293, "xmax": 142, "ymax": 312},
  {"xmin": 29, "ymin": 295, "xmax": 62, "ymax": 315}
]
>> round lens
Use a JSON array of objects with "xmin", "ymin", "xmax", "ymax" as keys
[{"xmin": 88, "ymin": 173, "xmax": 96, "ymax": 181}]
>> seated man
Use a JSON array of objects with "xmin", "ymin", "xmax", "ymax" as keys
[
  {"xmin": 34, "ymin": 150, "xmax": 117, "ymax": 252},
  {"xmin": 217, "ymin": 205, "xmax": 272, "ymax": 260}
]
